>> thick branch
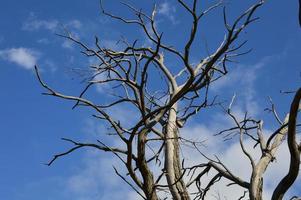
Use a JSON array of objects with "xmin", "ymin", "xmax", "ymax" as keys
[{"xmin": 272, "ymin": 88, "xmax": 301, "ymax": 200}]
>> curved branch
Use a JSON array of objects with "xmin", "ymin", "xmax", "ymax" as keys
[{"xmin": 272, "ymin": 88, "xmax": 301, "ymax": 200}]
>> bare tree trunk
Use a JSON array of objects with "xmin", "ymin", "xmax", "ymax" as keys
[
  {"xmin": 249, "ymin": 115, "xmax": 289, "ymax": 200},
  {"xmin": 249, "ymin": 166, "xmax": 264, "ymax": 200},
  {"xmin": 165, "ymin": 103, "xmax": 190, "ymax": 200},
  {"xmin": 137, "ymin": 129, "xmax": 159, "ymax": 200}
]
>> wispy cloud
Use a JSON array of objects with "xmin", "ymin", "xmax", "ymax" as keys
[
  {"xmin": 22, "ymin": 13, "xmax": 83, "ymax": 32},
  {"xmin": 22, "ymin": 13, "xmax": 59, "ymax": 32},
  {"xmin": 178, "ymin": 54, "xmax": 298, "ymax": 197},
  {"xmin": 180, "ymin": 116, "xmax": 295, "ymax": 199},
  {"xmin": 61, "ymin": 40, "xmax": 74, "ymax": 49},
  {"xmin": 64, "ymin": 150, "xmax": 140, "ymax": 200},
  {"xmin": 37, "ymin": 38, "xmax": 50, "ymax": 44},
  {"xmin": 22, "ymin": 13, "xmax": 83, "ymax": 50},
  {"xmin": 66, "ymin": 19, "xmax": 82, "ymax": 29},
  {"xmin": 157, "ymin": 2, "xmax": 177, "ymax": 24},
  {"xmin": 0, "ymin": 47, "xmax": 39, "ymax": 69},
  {"xmin": 211, "ymin": 57, "xmax": 271, "ymax": 117},
  {"xmin": 43, "ymin": 59, "xmax": 57, "ymax": 73}
]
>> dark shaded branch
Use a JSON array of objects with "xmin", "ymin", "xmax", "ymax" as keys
[{"xmin": 46, "ymin": 138, "xmax": 134, "ymax": 166}]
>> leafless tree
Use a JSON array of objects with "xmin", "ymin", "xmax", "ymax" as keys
[{"xmin": 35, "ymin": 0, "xmax": 301, "ymax": 199}]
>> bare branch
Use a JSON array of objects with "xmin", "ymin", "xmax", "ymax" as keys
[{"xmin": 272, "ymin": 88, "xmax": 301, "ymax": 200}]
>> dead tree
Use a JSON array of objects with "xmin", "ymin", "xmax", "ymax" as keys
[
  {"xmin": 190, "ymin": 89, "xmax": 301, "ymax": 200},
  {"xmin": 35, "ymin": 0, "xmax": 301, "ymax": 199}
]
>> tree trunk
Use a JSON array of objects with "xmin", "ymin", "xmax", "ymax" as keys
[
  {"xmin": 137, "ymin": 129, "xmax": 159, "ymax": 200},
  {"xmin": 250, "ymin": 167, "xmax": 263, "ymax": 200},
  {"xmin": 165, "ymin": 103, "xmax": 190, "ymax": 200},
  {"xmin": 249, "ymin": 114, "xmax": 290, "ymax": 200}
]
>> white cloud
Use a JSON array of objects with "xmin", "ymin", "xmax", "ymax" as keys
[
  {"xmin": 157, "ymin": 2, "xmax": 177, "ymax": 24},
  {"xmin": 141, "ymin": 2, "xmax": 177, "ymax": 46},
  {"xmin": 64, "ymin": 150, "xmax": 141, "ymax": 200},
  {"xmin": 62, "ymin": 40, "xmax": 74, "ymax": 49},
  {"xmin": 81, "ymin": 118, "xmax": 107, "ymax": 139},
  {"xmin": 22, "ymin": 14, "xmax": 83, "ymax": 50},
  {"xmin": 178, "ymin": 98, "xmax": 301, "ymax": 199},
  {"xmin": 60, "ymin": 106, "xmax": 299, "ymax": 200},
  {"xmin": 179, "ymin": 119, "xmax": 298, "ymax": 199},
  {"xmin": 92, "ymin": 71, "xmax": 111, "ymax": 94},
  {"xmin": 43, "ymin": 59, "xmax": 57, "ymax": 73},
  {"xmin": 211, "ymin": 57, "xmax": 271, "ymax": 117},
  {"xmin": 22, "ymin": 14, "xmax": 59, "ymax": 32},
  {"xmin": 66, "ymin": 19, "xmax": 82, "ymax": 29},
  {"xmin": 177, "ymin": 70, "xmax": 297, "ymax": 198},
  {"xmin": 37, "ymin": 38, "xmax": 50, "ymax": 44},
  {"xmin": 22, "ymin": 13, "xmax": 82, "ymax": 33},
  {"xmin": 60, "ymin": 31, "xmax": 82, "ymax": 49},
  {"xmin": 0, "ymin": 47, "xmax": 39, "ymax": 69}
]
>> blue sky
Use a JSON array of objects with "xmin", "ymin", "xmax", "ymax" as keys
[{"xmin": 0, "ymin": 0, "xmax": 300, "ymax": 200}]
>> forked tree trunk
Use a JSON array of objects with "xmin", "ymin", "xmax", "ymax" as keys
[
  {"xmin": 165, "ymin": 103, "xmax": 190, "ymax": 200},
  {"xmin": 249, "ymin": 115, "xmax": 289, "ymax": 200}
]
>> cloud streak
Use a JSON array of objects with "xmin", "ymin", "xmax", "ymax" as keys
[
  {"xmin": 211, "ymin": 57, "xmax": 272, "ymax": 117},
  {"xmin": 22, "ymin": 13, "xmax": 82, "ymax": 33},
  {"xmin": 157, "ymin": 2, "xmax": 177, "ymax": 24},
  {"xmin": 22, "ymin": 16, "xmax": 59, "ymax": 32},
  {"xmin": 64, "ymin": 150, "xmax": 140, "ymax": 200},
  {"xmin": 0, "ymin": 47, "xmax": 39, "ymax": 69}
]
